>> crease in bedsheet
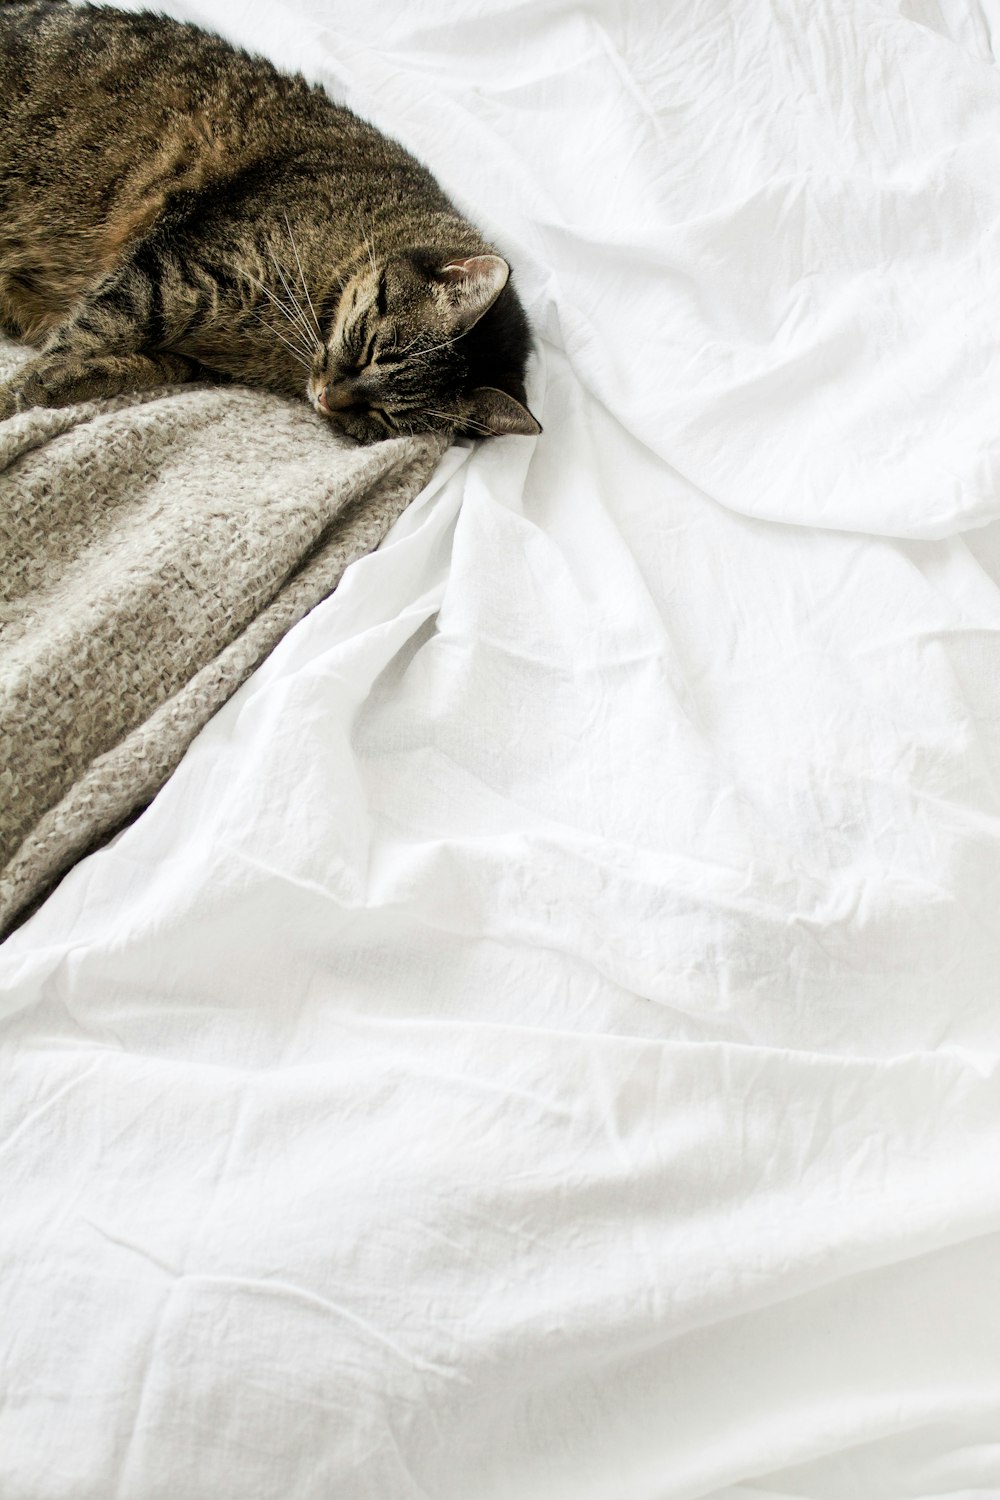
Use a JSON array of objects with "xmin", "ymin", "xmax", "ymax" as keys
[
  {"xmin": 10, "ymin": 1031, "xmax": 1000, "ymax": 1331},
  {"xmin": 7, "ymin": 1017, "xmax": 1000, "ymax": 1491},
  {"xmin": 0, "ymin": 1056, "xmax": 102, "ymax": 1163},
  {"xmin": 17, "ymin": 789, "xmax": 992, "ymax": 1049}
]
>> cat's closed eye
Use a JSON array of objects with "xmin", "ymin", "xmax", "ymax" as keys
[{"xmin": 0, "ymin": 3, "xmax": 542, "ymax": 442}]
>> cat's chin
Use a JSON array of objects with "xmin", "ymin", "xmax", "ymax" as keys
[
  {"xmin": 309, "ymin": 389, "xmax": 377, "ymax": 444},
  {"xmin": 323, "ymin": 419, "xmax": 362, "ymax": 446},
  {"xmin": 322, "ymin": 411, "xmax": 389, "ymax": 447}
]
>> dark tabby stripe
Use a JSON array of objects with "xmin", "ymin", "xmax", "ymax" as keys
[{"xmin": 0, "ymin": 0, "xmax": 541, "ymax": 443}]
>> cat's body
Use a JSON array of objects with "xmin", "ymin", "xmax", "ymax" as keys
[{"xmin": 0, "ymin": 1, "xmax": 540, "ymax": 442}]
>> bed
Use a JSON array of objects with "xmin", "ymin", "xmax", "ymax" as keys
[{"xmin": 3, "ymin": 0, "xmax": 1000, "ymax": 1494}]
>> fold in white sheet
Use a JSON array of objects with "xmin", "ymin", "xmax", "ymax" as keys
[{"xmin": 6, "ymin": 2, "xmax": 1000, "ymax": 1496}]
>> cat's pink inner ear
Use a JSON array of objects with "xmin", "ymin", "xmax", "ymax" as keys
[{"xmin": 438, "ymin": 254, "xmax": 510, "ymax": 330}]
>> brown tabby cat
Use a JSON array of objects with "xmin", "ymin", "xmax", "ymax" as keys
[{"xmin": 0, "ymin": 0, "xmax": 541, "ymax": 444}]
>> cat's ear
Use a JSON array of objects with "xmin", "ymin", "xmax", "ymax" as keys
[
  {"xmin": 437, "ymin": 254, "xmax": 510, "ymax": 332},
  {"xmin": 466, "ymin": 386, "xmax": 542, "ymax": 438}
]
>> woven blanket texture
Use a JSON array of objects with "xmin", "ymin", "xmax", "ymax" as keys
[{"xmin": 0, "ymin": 338, "xmax": 443, "ymax": 936}]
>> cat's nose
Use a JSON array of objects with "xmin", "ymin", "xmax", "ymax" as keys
[{"xmin": 322, "ymin": 380, "xmax": 356, "ymax": 411}]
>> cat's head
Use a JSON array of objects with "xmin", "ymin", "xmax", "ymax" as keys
[{"xmin": 310, "ymin": 251, "xmax": 541, "ymax": 445}]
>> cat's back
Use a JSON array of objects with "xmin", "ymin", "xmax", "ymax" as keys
[
  {"xmin": 0, "ymin": 2, "xmax": 452, "ymax": 222},
  {"xmin": 1, "ymin": 1, "xmax": 346, "ymax": 175},
  {"xmin": 0, "ymin": 2, "xmax": 450, "ymax": 319},
  {"xmin": 0, "ymin": 2, "xmax": 538, "ymax": 440}
]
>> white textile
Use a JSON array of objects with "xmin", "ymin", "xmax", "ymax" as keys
[{"xmin": 4, "ymin": 1, "xmax": 1000, "ymax": 1495}]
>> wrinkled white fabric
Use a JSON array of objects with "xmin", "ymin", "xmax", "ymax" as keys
[{"xmin": 4, "ymin": 1, "xmax": 1000, "ymax": 1496}]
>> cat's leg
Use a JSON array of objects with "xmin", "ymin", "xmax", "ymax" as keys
[
  {"xmin": 0, "ymin": 259, "xmax": 199, "ymax": 419},
  {"xmin": 0, "ymin": 350, "xmax": 196, "ymax": 420}
]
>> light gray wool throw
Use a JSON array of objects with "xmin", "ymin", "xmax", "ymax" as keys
[{"xmin": 0, "ymin": 339, "xmax": 444, "ymax": 936}]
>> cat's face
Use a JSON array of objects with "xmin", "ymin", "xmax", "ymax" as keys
[{"xmin": 309, "ymin": 252, "xmax": 540, "ymax": 445}]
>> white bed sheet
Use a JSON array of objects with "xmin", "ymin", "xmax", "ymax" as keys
[{"xmin": 4, "ymin": 1, "xmax": 1000, "ymax": 1495}]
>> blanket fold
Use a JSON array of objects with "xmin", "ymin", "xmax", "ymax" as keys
[{"xmin": 0, "ymin": 340, "xmax": 443, "ymax": 934}]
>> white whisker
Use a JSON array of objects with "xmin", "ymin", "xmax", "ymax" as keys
[
  {"xmin": 283, "ymin": 212, "xmax": 322, "ymax": 340},
  {"xmin": 422, "ymin": 406, "xmax": 492, "ymax": 436},
  {"xmin": 244, "ymin": 262, "xmax": 317, "ymax": 359},
  {"xmin": 268, "ymin": 250, "xmax": 321, "ymax": 355},
  {"xmin": 246, "ymin": 308, "xmax": 311, "ymax": 368},
  {"xmin": 417, "ymin": 337, "xmax": 460, "ymax": 360},
  {"xmin": 242, "ymin": 265, "xmax": 310, "ymax": 330},
  {"xmin": 359, "ymin": 219, "xmax": 378, "ymax": 278}
]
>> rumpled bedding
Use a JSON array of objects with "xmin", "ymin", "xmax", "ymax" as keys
[
  {"xmin": 3, "ymin": 0, "xmax": 1000, "ymax": 1495},
  {"xmin": 0, "ymin": 339, "xmax": 443, "ymax": 936}
]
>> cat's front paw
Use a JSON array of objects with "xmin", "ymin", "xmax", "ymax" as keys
[
  {"xmin": 0, "ymin": 383, "xmax": 22, "ymax": 422},
  {"xmin": 0, "ymin": 363, "xmax": 53, "ymax": 420}
]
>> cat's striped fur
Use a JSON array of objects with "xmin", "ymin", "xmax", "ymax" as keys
[{"xmin": 0, "ymin": 1, "xmax": 540, "ymax": 443}]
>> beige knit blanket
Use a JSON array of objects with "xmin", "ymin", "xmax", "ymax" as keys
[{"xmin": 0, "ymin": 339, "xmax": 444, "ymax": 936}]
